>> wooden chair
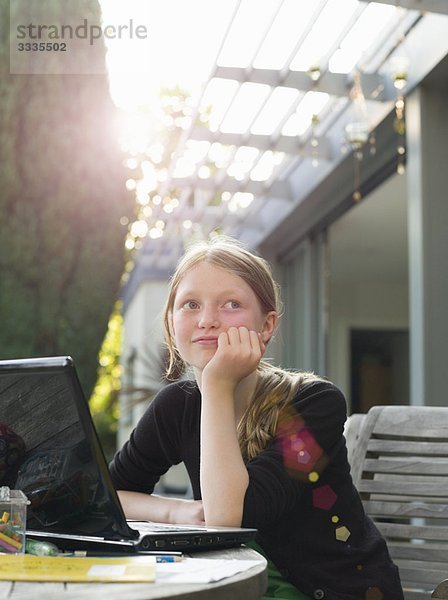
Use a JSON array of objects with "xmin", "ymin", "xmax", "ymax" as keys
[
  {"xmin": 432, "ymin": 579, "xmax": 448, "ymax": 599},
  {"xmin": 343, "ymin": 412, "xmax": 366, "ymax": 467},
  {"xmin": 349, "ymin": 405, "xmax": 448, "ymax": 600}
]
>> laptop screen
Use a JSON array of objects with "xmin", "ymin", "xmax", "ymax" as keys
[{"xmin": 0, "ymin": 357, "xmax": 134, "ymax": 541}]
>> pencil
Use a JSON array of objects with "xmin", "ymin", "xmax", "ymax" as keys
[{"xmin": 70, "ymin": 551, "xmax": 184, "ymax": 561}]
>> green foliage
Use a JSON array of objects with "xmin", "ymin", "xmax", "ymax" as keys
[
  {"xmin": 0, "ymin": 0, "xmax": 134, "ymax": 396},
  {"xmin": 121, "ymin": 86, "xmax": 212, "ymax": 253},
  {"xmin": 89, "ymin": 301, "xmax": 123, "ymax": 461}
]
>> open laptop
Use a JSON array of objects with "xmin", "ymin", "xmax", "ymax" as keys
[{"xmin": 0, "ymin": 356, "xmax": 256, "ymax": 553}]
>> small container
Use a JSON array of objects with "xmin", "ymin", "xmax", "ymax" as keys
[{"xmin": 0, "ymin": 486, "xmax": 29, "ymax": 554}]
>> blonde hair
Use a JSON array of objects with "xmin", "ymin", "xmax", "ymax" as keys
[
  {"xmin": 238, "ymin": 365, "xmax": 318, "ymax": 460},
  {"xmin": 163, "ymin": 235, "xmax": 318, "ymax": 459}
]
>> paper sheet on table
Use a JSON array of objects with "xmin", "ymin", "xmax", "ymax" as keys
[{"xmin": 157, "ymin": 557, "xmax": 264, "ymax": 584}]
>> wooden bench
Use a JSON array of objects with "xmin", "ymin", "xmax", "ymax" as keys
[
  {"xmin": 345, "ymin": 405, "xmax": 448, "ymax": 600},
  {"xmin": 343, "ymin": 412, "xmax": 365, "ymax": 466},
  {"xmin": 433, "ymin": 580, "xmax": 448, "ymax": 599}
]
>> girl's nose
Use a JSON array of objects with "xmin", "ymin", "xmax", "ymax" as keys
[{"xmin": 198, "ymin": 307, "xmax": 219, "ymax": 328}]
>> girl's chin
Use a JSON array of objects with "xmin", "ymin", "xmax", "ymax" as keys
[{"xmin": 191, "ymin": 354, "xmax": 216, "ymax": 371}]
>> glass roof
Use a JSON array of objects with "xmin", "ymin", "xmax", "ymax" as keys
[{"xmin": 102, "ymin": 0, "xmax": 448, "ymax": 282}]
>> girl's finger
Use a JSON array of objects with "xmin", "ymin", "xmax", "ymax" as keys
[
  {"xmin": 237, "ymin": 326, "xmax": 251, "ymax": 345},
  {"xmin": 249, "ymin": 329, "xmax": 261, "ymax": 350},
  {"xmin": 217, "ymin": 330, "xmax": 230, "ymax": 347},
  {"xmin": 257, "ymin": 331, "xmax": 266, "ymax": 354},
  {"xmin": 226, "ymin": 326, "xmax": 241, "ymax": 344}
]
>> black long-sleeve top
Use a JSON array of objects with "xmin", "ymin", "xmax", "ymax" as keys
[{"xmin": 109, "ymin": 378, "xmax": 403, "ymax": 600}]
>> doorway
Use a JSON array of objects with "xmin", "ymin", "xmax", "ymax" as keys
[{"xmin": 350, "ymin": 328, "xmax": 409, "ymax": 413}]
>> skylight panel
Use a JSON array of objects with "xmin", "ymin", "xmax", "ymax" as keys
[
  {"xmin": 329, "ymin": 3, "xmax": 397, "ymax": 73},
  {"xmin": 217, "ymin": 0, "xmax": 279, "ymax": 68},
  {"xmin": 281, "ymin": 91, "xmax": 329, "ymax": 137},
  {"xmin": 227, "ymin": 192, "xmax": 255, "ymax": 212},
  {"xmin": 171, "ymin": 141, "xmax": 211, "ymax": 180},
  {"xmin": 227, "ymin": 146, "xmax": 259, "ymax": 180},
  {"xmin": 250, "ymin": 150, "xmax": 285, "ymax": 182},
  {"xmin": 184, "ymin": 140, "xmax": 211, "ymax": 164},
  {"xmin": 342, "ymin": 3, "xmax": 396, "ymax": 53},
  {"xmin": 253, "ymin": 0, "xmax": 318, "ymax": 70},
  {"xmin": 290, "ymin": 0, "xmax": 359, "ymax": 71},
  {"xmin": 201, "ymin": 78, "xmax": 239, "ymax": 132},
  {"xmin": 220, "ymin": 82, "xmax": 271, "ymax": 134},
  {"xmin": 173, "ymin": 156, "xmax": 196, "ymax": 179},
  {"xmin": 251, "ymin": 87, "xmax": 300, "ymax": 135},
  {"xmin": 207, "ymin": 143, "xmax": 236, "ymax": 169}
]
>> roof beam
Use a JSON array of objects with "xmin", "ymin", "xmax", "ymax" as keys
[
  {"xmin": 359, "ymin": 0, "xmax": 448, "ymax": 15},
  {"xmin": 189, "ymin": 127, "xmax": 332, "ymax": 160},
  {"xmin": 213, "ymin": 66, "xmax": 390, "ymax": 101},
  {"xmin": 171, "ymin": 175, "xmax": 292, "ymax": 201}
]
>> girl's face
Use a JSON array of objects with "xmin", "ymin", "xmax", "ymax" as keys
[{"xmin": 171, "ymin": 261, "xmax": 276, "ymax": 373}]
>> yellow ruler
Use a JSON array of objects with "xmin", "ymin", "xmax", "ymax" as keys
[{"xmin": 0, "ymin": 554, "xmax": 156, "ymax": 582}]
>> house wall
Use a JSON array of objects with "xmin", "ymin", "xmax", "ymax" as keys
[
  {"xmin": 119, "ymin": 279, "xmax": 168, "ymax": 447},
  {"xmin": 120, "ymin": 278, "xmax": 191, "ymax": 493},
  {"xmin": 327, "ymin": 281, "xmax": 409, "ymax": 406}
]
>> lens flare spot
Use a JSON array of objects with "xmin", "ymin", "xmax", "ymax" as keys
[
  {"xmin": 312, "ymin": 484, "xmax": 338, "ymax": 510},
  {"xmin": 308, "ymin": 471, "xmax": 319, "ymax": 483},
  {"xmin": 278, "ymin": 417, "xmax": 323, "ymax": 474},
  {"xmin": 297, "ymin": 450, "xmax": 311, "ymax": 465},
  {"xmin": 335, "ymin": 525, "xmax": 351, "ymax": 542},
  {"xmin": 365, "ymin": 587, "xmax": 384, "ymax": 600},
  {"xmin": 276, "ymin": 411, "xmax": 329, "ymax": 481},
  {"xmin": 331, "ymin": 515, "xmax": 339, "ymax": 523}
]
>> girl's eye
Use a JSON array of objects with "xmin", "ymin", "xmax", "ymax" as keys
[
  {"xmin": 224, "ymin": 300, "xmax": 240, "ymax": 309},
  {"xmin": 182, "ymin": 300, "xmax": 199, "ymax": 310}
]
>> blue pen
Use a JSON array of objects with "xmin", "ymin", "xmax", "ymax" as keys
[{"xmin": 156, "ymin": 555, "xmax": 183, "ymax": 563}]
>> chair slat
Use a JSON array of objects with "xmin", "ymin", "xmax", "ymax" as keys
[
  {"xmin": 404, "ymin": 592, "xmax": 432, "ymax": 600},
  {"xmin": 398, "ymin": 562, "xmax": 447, "ymax": 585},
  {"xmin": 390, "ymin": 558, "xmax": 446, "ymax": 568},
  {"xmin": 367, "ymin": 439, "xmax": 448, "ymax": 456},
  {"xmin": 367, "ymin": 406, "xmax": 448, "ymax": 438},
  {"xmin": 363, "ymin": 499, "xmax": 448, "ymax": 519},
  {"xmin": 376, "ymin": 521, "xmax": 448, "ymax": 541},
  {"xmin": 388, "ymin": 542, "xmax": 448, "ymax": 562},
  {"xmin": 363, "ymin": 457, "xmax": 448, "ymax": 475},
  {"xmin": 358, "ymin": 479, "xmax": 448, "ymax": 496},
  {"xmin": 403, "ymin": 592, "xmax": 431, "ymax": 600}
]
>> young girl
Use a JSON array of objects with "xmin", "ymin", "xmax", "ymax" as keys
[{"xmin": 110, "ymin": 236, "xmax": 403, "ymax": 600}]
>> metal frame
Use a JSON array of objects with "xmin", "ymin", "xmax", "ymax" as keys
[{"xmin": 127, "ymin": 1, "xmax": 448, "ymax": 282}]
